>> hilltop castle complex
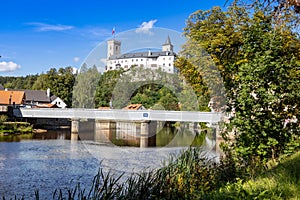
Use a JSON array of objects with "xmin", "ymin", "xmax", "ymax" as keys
[{"xmin": 106, "ymin": 36, "xmax": 178, "ymax": 73}]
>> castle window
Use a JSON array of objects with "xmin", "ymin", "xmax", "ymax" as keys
[
  {"xmin": 141, "ymin": 59, "xmax": 143, "ymax": 61},
  {"xmin": 136, "ymin": 59, "xmax": 138, "ymax": 62}
]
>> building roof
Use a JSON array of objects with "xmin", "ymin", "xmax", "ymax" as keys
[
  {"xmin": 0, "ymin": 91, "xmax": 25, "ymax": 105},
  {"xmin": 0, "ymin": 84, "xmax": 4, "ymax": 90},
  {"xmin": 23, "ymin": 90, "xmax": 50, "ymax": 103},
  {"xmin": 109, "ymin": 51, "xmax": 176, "ymax": 60},
  {"xmin": 122, "ymin": 104, "xmax": 145, "ymax": 110},
  {"xmin": 98, "ymin": 107, "xmax": 111, "ymax": 110},
  {"xmin": 33, "ymin": 103, "xmax": 58, "ymax": 108},
  {"xmin": 163, "ymin": 36, "xmax": 172, "ymax": 45}
]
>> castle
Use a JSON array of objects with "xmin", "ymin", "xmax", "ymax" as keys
[{"xmin": 105, "ymin": 36, "xmax": 178, "ymax": 73}]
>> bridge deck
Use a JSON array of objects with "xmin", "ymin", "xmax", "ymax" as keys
[{"xmin": 18, "ymin": 108, "xmax": 222, "ymax": 123}]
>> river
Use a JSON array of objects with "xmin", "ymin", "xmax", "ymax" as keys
[{"xmin": 0, "ymin": 126, "xmax": 218, "ymax": 199}]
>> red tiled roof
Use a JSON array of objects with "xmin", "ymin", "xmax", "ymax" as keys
[
  {"xmin": 122, "ymin": 104, "xmax": 144, "ymax": 110},
  {"xmin": 0, "ymin": 91, "xmax": 25, "ymax": 105}
]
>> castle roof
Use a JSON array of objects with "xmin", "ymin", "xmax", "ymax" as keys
[
  {"xmin": 163, "ymin": 36, "xmax": 172, "ymax": 46},
  {"xmin": 108, "ymin": 51, "xmax": 176, "ymax": 60}
]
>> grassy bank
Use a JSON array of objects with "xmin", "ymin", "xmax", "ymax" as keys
[
  {"xmin": 206, "ymin": 151, "xmax": 300, "ymax": 199},
  {"xmin": 0, "ymin": 121, "xmax": 33, "ymax": 135}
]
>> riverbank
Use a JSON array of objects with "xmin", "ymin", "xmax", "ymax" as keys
[
  {"xmin": 17, "ymin": 148, "xmax": 299, "ymax": 199},
  {"xmin": 0, "ymin": 121, "xmax": 33, "ymax": 135}
]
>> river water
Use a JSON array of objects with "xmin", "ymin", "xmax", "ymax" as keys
[{"xmin": 0, "ymin": 128, "xmax": 218, "ymax": 199}]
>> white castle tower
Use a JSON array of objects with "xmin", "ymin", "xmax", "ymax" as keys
[
  {"xmin": 162, "ymin": 36, "xmax": 173, "ymax": 52},
  {"xmin": 107, "ymin": 39, "xmax": 121, "ymax": 59}
]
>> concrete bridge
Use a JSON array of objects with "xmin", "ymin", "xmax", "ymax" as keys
[
  {"xmin": 17, "ymin": 108, "xmax": 222, "ymax": 123},
  {"xmin": 16, "ymin": 108, "xmax": 223, "ymax": 148}
]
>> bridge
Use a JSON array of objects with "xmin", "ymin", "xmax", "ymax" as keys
[
  {"xmin": 17, "ymin": 108, "xmax": 222, "ymax": 123},
  {"xmin": 16, "ymin": 108, "xmax": 223, "ymax": 148}
]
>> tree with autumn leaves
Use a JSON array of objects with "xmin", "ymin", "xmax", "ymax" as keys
[{"xmin": 184, "ymin": 4, "xmax": 300, "ymax": 164}]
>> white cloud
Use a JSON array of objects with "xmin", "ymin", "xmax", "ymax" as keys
[
  {"xmin": 135, "ymin": 20, "xmax": 157, "ymax": 35},
  {"xmin": 27, "ymin": 22, "xmax": 74, "ymax": 32},
  {"xmin": 0, "ymin": 61, "xmax": 21, "ymax": 72},
  {"xmin": 73, "ymin": 57, "xmax": 80, "ymax": 63}
]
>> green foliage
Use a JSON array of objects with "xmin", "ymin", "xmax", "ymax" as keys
[
  {"xmin": 185, "ymin": 5, "xmax": 300, "ymax": 164},
  {"xmin": 206, "ymin": 151, "xmax": 300, "ymax": 199},
  {"xmin": 95, "ymin": 69, "xmax": 123, "ymax": 108},
  {"xmin": 72, "ymin": 64, "xmax": 100, "ymax": 108},
  {"xmin": 109, "ymin": 67, "xmax": 184, "ymax": 110},
  {"xmin": 0, "ymin": 74, "xmax": 38, "ymax": 90},
  {"xmin": 32, "ymin": 67, "xmax": 76, "ymax": 107},
  {"xmin": 175, "ymin": 57, "xmax": 212, "ymax": 111},
  {"xmin": 0, "ymin": 115, "xmax": 7, "ymax": 124},
  {"xmin": 0, "ymin": 122, "xmax": 33, "ymax": 134}
]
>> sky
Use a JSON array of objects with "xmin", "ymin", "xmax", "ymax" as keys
[{"xmin": 0, "ymin": 0, "xmax": 227, "ymax": 76}]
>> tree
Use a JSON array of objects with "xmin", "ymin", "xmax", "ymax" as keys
[
  {"xmin": 185, "ymin": 5, "xmax": 300, "ymax": 164},
  {"xmin": 95, "ymin": 69, "xmax": 123, "ymax": 108},
  {"xmin": 32, "ymin": 67, "xmax": 75, "ymax": 107},
  {"xmin": 72, "ymin": 64, "xmax": 100, "ymax": 108}
]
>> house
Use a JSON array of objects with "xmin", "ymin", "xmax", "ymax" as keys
[
  {"xmin": 23, "ymin": 89, "xmax": 51, "ymax": 105},
  {"xmin": 106, "ymin": 36, "xmax": 178, "ymax": 73},
  {"xmin": 122, "ymin": 104, "xmax": 146, "ymax": 110},
  {"xmin": 6, "ymin": 88, "xmax": 67, "ymax": 108},
  {"xmin": 50, "ymin": 95, "xmax": 67, "ymax": 109},
  {"xmin": 0, "ymin": 90, "xmax": 25, "ymax": 106}
]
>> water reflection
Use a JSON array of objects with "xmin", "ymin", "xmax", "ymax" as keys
[
  {"xmin": 0, "ymin": 121, "xmax": 219, "ymax": 199},
  {"xmin": 0, "ymin": 130, "xmax": 70, "ymax": 142},
  {"xmin": 77, "ymin": 120, "xmax": 213, "ymax": 148}
]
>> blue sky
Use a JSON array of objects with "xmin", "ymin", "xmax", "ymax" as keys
[{"xmin": 0, "ymin": 0, "xmax": 226, "ymax": 76}]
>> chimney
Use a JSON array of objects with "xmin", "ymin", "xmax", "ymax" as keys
[{"xmin": 47, "ymin": 88, "xmax": 51, "ymax": 97}]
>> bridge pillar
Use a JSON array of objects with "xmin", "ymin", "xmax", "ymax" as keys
[
  {"xmin": 94, "ymin": 121, "xmax": 115, "ymax": 143},
  {"xmin": 71, "ymin": 119, "xmax": 80, "ymax": 141},
  {"xmin": 140, "ymin": 121, "xmax": 157, "ymax": 148}
]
